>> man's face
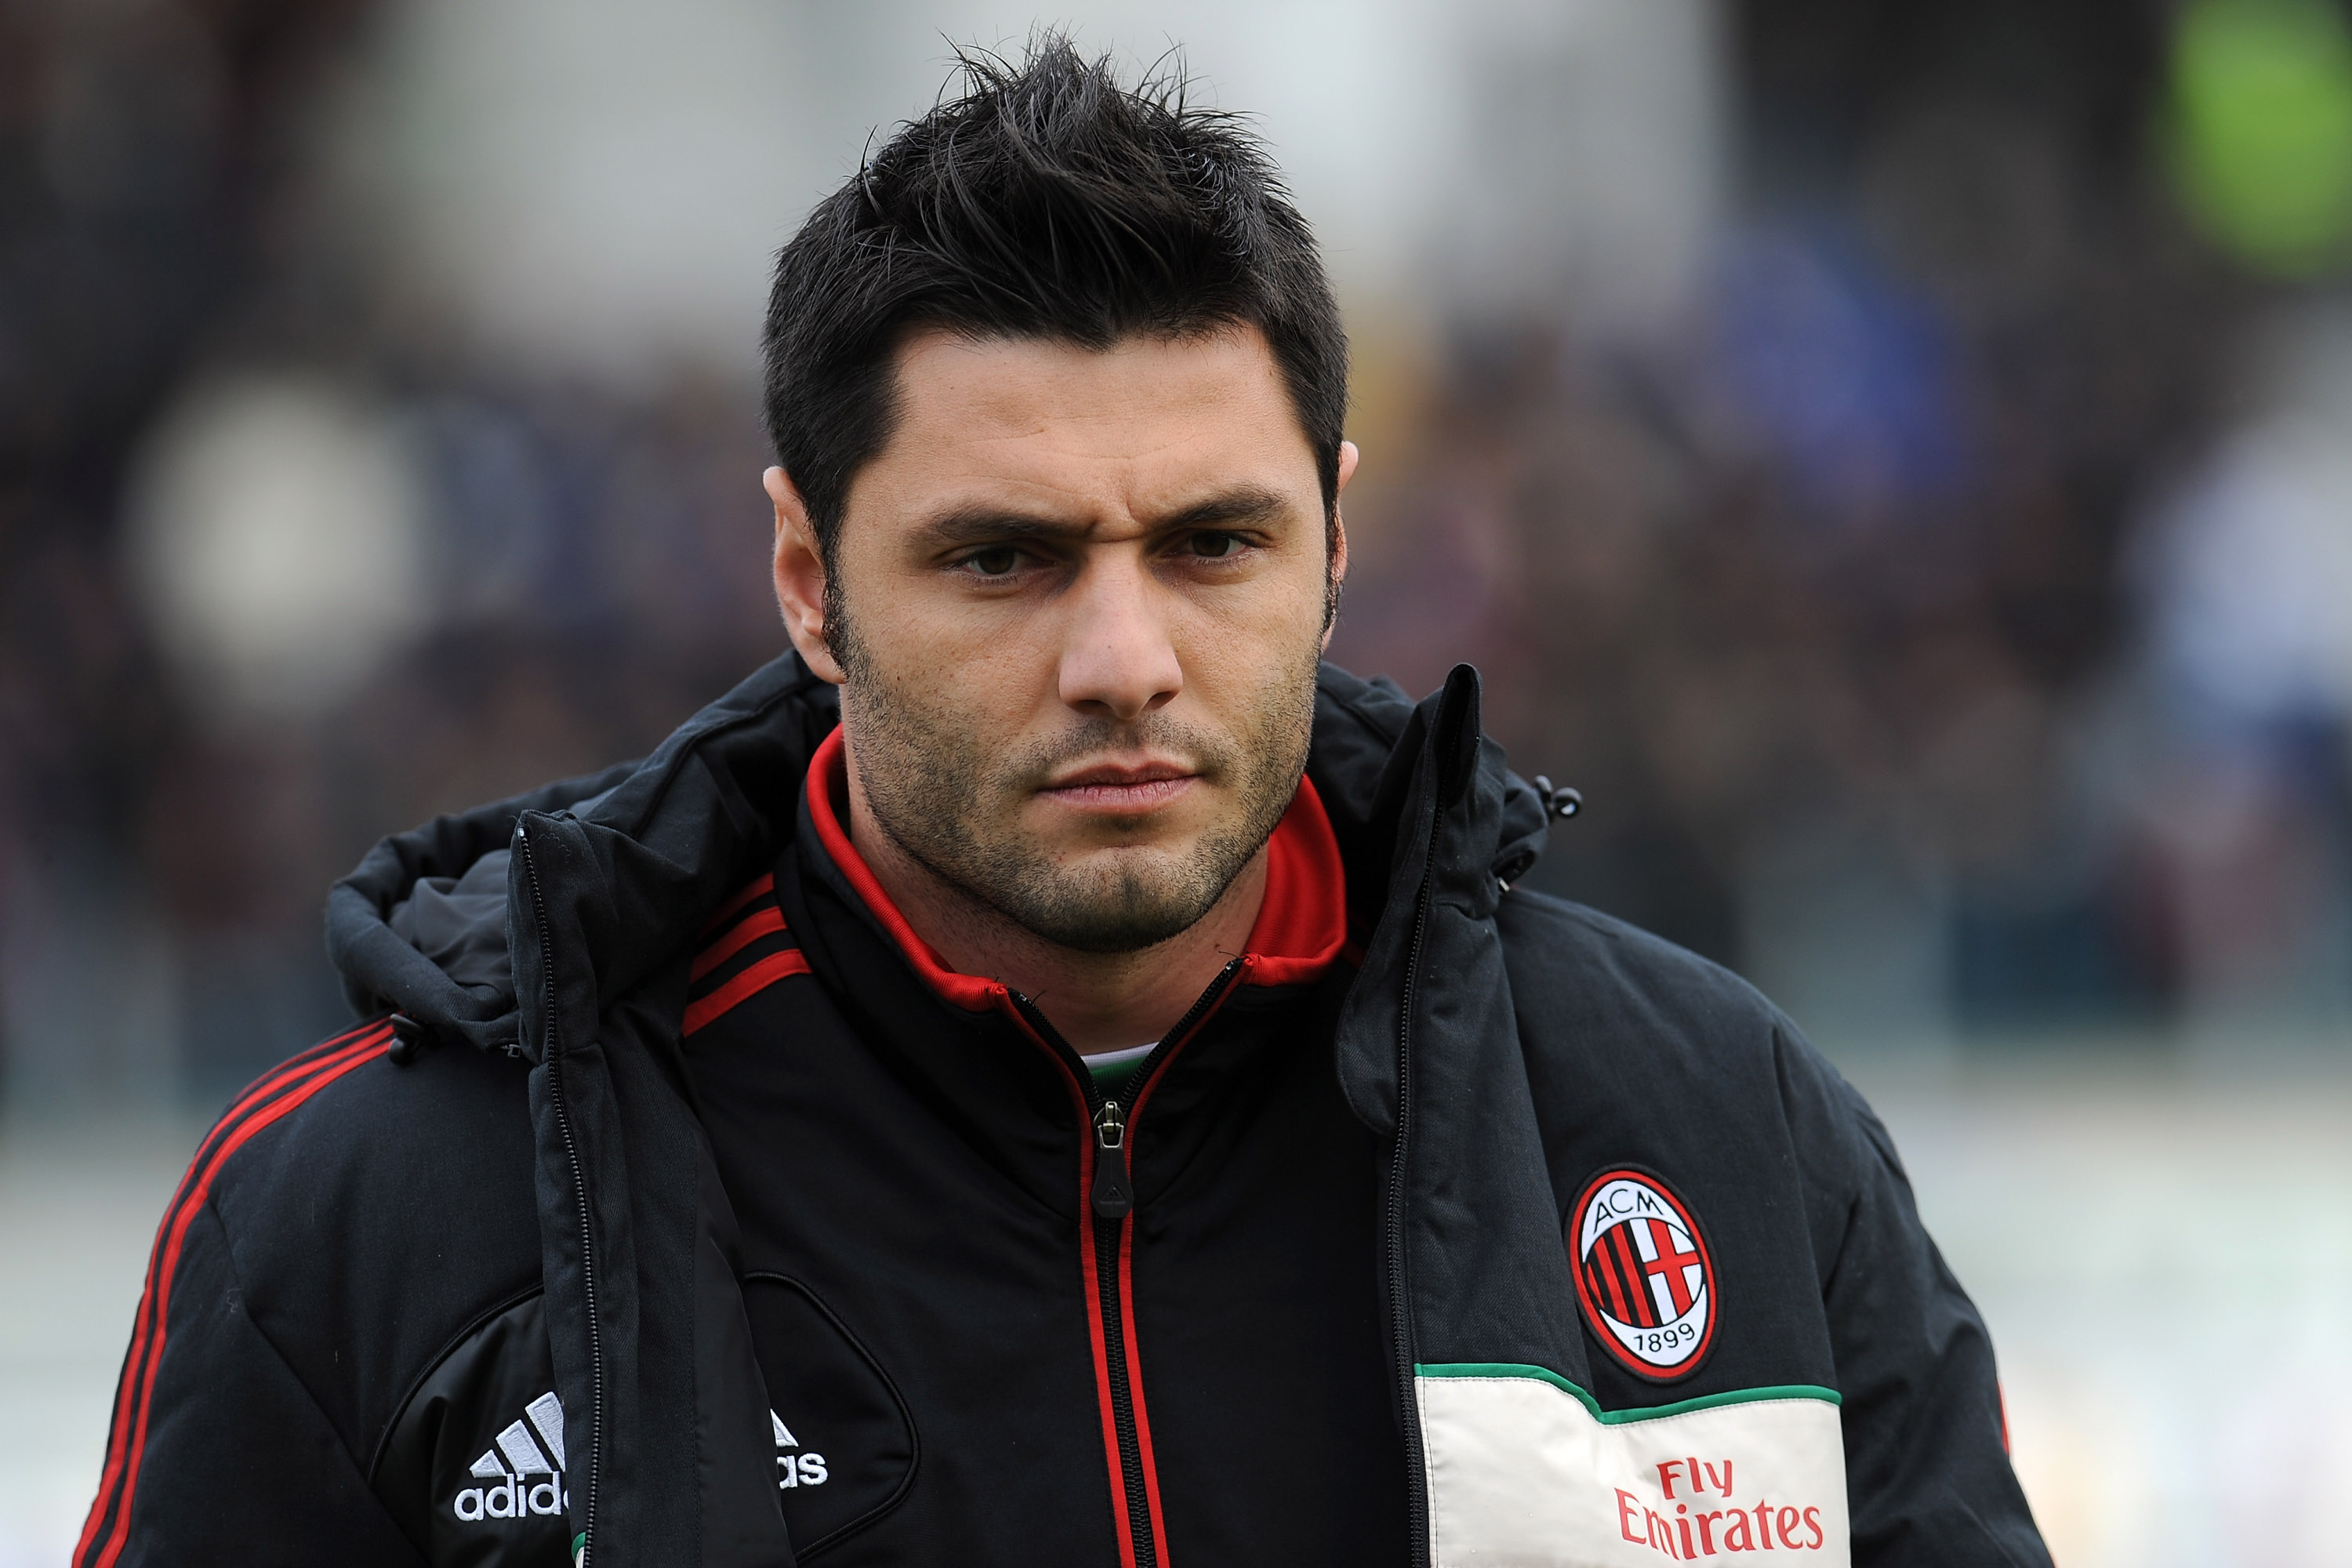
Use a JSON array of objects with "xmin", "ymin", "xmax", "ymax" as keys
[{"xmin": 771, "ymin": 325, "xmax": 1350, "ymax": 954}]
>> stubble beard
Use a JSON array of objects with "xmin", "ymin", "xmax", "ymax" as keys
[{"xmin": 831, "ymin": 612, "xmax": 1318, "ymax": 956}]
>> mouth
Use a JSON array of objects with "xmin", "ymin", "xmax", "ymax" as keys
[{"xmin": 1036, "ymin": 759, "xmax": 1200, "ymax": 814}]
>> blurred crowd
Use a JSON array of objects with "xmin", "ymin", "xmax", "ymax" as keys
[
  {"xmin": 1346, "ymin": 0, "xmax": 2352, "ymax": 1050},
  {"xmin": 4, "ymin": 0, "xmax": 2351, "ymax": 1113},
  {"xmin": 0, "ymin": 0, "xmax": 787, "ymax": 1104}
]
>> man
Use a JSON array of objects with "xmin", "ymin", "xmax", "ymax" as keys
[{"xmin": 77, "ymin": 40, "xmax": 2048, "ymax": 1568}]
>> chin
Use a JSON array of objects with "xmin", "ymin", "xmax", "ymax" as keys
[{"xmin": 1054, "ymin": 838, "xmax": 1196, "ymax": 877}]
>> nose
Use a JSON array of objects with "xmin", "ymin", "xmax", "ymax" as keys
[{"xmin": 1057, "ymin": 550, "xmax": 1182, "ymax": 722}]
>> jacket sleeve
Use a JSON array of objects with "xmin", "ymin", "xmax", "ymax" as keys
[
  {"xmin": 74, "ymin": 1196, "xmax": 426, "ymax": 1568},
  {"xmin": 1788, "ymin": 1032, "xmax": 2051, "ymax": 1567}
]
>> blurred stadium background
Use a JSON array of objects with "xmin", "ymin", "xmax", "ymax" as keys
[{"xmin": 4, "ymin": 0, "xmax": 2351, "ymax": 1562}]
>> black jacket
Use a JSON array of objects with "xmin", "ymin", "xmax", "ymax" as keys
[{"xmin": 75, "ymin": 656, "xmax": 2049, "ymax": 1567}]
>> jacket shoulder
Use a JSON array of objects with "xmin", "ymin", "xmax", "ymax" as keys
[
  {"xmin": 190, "ymin": 1018, "xmax": 543, "ymax": 1467},
  {"xmin": 1494, "ymin": 889, "xmax": 1880, "ymax": 1174},
  {"xmin": 1495, "ymin": 888, "xmax": 1789, "ymax": 1050}
]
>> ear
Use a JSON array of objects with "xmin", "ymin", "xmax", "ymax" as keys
[
  {"xmin": 1321, "ymin": 441, "xmax": 1357, "ymax": 652},
  {"xmin": 767, "ymin": 466, "xmax": 847, "ymax": 684}
]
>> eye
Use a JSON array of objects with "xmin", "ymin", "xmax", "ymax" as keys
[
  {"xmin": 956, "ymin": 546, "xmax": 1025, "ymax": 578},
  {"xmin": 1183, "ymin": 532, "xmax": 1244, "ymax": 559}
]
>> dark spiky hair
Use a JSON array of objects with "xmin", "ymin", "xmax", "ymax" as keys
[{"xmin": 760, "ymin": 34, "xmax": 1348, "ymax": 560}]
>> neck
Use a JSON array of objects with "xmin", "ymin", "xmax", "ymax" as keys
[{"xmin": 841, "ymin": 768, "xmax": 1267, "ymax": 1055}]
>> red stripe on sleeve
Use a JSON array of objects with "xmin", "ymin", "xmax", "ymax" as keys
[
  {"xmin": 76, "ymin": 1024, "xmax": 393, "ymax": 1568},
  {"xmin": 690, "ymin": 904, "xmax": 787, "ymax": 982},
  {"xmin": 681, "ymin": 949, "xmax": 812, "ymax": 1036},
  {"xmin": 699, "ymin": 873, "xmax": 775, "ymax": 938},
  {"xmin": 76, "ymin": 1018, "xmax": 390, "ymax": 1565}
]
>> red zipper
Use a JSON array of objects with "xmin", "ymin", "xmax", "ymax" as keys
[{"xmin": 1000, "ymin": 959, "xmax": 1250, "ymax": 1568}]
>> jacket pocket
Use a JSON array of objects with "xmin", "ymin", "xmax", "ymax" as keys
[{"xmin": 373, "ymin": 1290, "xmax": 577, "ymax": 1567}]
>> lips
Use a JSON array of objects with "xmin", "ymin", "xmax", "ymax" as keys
[{"xmin": 1037, "ymin": 760, "xmax": 1199, "ymax": 813}]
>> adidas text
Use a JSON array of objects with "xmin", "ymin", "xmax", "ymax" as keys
[
  {"xmin": 773, "ymin": 1407, "xmax": 829, "ymax": 1490},
  {"xmin": 778, "ymin": 1453, "xmax": 829, "ymax": 1489},
  {"xmin": 453, "ymin": 1389, "xmax": 569, "ymax": 1524},
  {"xmin": 456, "ymin": 1477, "xmax": 568, "ymax": 1521}
]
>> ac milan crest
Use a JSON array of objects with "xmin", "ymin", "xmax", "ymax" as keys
[{"xmin": 1570, "ymin": 1167, "xmax": 1718, "ymax": 1382}]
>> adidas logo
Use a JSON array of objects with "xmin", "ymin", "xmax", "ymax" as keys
[
  {"xmin": 452, "ymin": 1390, "xmax": 569, "ymax": 1523},
  {"xmin": 773, "ymin": 1409, "xmax": 829, "ymax": 1490}
]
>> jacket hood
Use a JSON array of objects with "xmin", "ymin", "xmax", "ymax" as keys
[{"xmin": 325, "ymin": 653, "xmax": 1553, "ymax": 1054}]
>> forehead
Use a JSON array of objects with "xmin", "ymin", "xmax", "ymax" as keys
[{"xmin": 852, "ymin": 325, "xmax": 1316, "ymax": 521}]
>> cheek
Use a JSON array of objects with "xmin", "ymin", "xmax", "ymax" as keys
[
  {"xmin": 857, "ymin": 587, "xmax": 1063, "ymax": 742},
  {"xmin": 860, "ymin": 572, "xmax": 1040, "ymax": 675},
  {"xmin": 1170, "ymin": 586, "xmax": 1325, "ymax": 731},
  {"xmin": 1171, "ymin": 561, "xmax": 1330, "ymax": 664}
]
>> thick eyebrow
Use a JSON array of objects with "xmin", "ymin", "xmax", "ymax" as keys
[
  {"xmin": 913, "ymin": 486, "xmax": 1294, "ymax": 550},
  {"xmin": 1157, "ymin": 486, "xmax": 1290, "ymax": 532}
]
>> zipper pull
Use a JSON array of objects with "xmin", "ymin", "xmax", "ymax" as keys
[{"xmin": 1091, "ymin": 1101, "xmax": 1132, "ymax": 1219}]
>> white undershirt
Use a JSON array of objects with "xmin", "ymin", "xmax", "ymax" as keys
[{"xmin": 1080, "ymin": 1040, "xmax": 1158, "ymax": 1075}]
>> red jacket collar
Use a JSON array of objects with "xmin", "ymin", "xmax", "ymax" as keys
[{"xmin": 804, "ymin": 725, "xmax": 1348, "ymax": 1011}]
